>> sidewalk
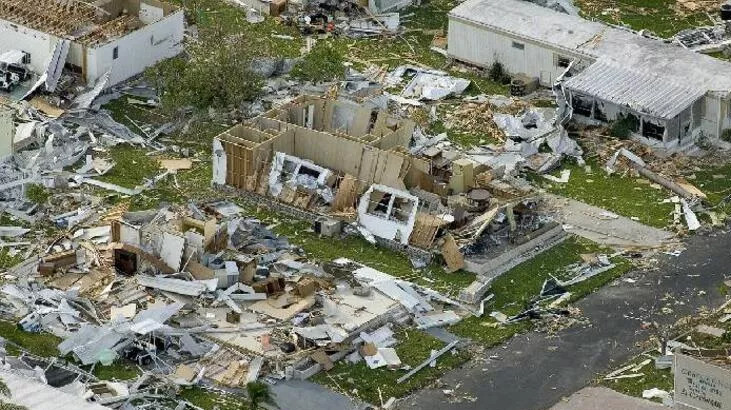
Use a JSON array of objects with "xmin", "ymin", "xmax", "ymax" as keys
[{"xmin": 551, "ymin": 387, "xmax": 665, "ymax": 410}]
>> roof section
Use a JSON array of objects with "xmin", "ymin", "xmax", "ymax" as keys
[
  {"xmin": 563, "ymin": 61, "xmax": 706, "ymax": 119},
  {"xmin": 448, "ymin": 0, "xmax": 604, "ymax": 52},
  {"xmin": 448, "ymin": 0, "xmax": 731, "ymax": 93},
  {"xmin": 0, "ymin": 370, "xmax": 111, "ymax": 410},
  {"xmin": 0, "ymin": 0, "xmax": 98, "ymax": 38}
]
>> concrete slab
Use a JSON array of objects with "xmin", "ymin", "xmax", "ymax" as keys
[
  {"xmin": 267, "ymin": 379, "xmax": 367, "ymax": 410},
  {"xmin": 544, "ymin": 194, "xmax": 677, "ymax": 249},
  {"xmin": 550, "ymin": 387, "xmax": 664, "ymax": 410}
]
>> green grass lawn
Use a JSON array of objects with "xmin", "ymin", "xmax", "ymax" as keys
[
  {"xmin": 0, "ymin": 249, "xmax": 22, "ymax": 271},
  {"xmin": 91, "ymin": 361, "xmax": 141, "ymax": 381},
  {"xmin": 576, "ymin": 0, "xmax": 711, "ymax": 38},
  {"xmin": 0, "ymin": 321, "xmax": 61, "ymax": 357},
  {"xmin": 601, "ymin": 360, "xmax": 673, "ymax": 401},
  {"xmin": 450, "ymin": 236, "xmax": 633, "ymax": 345},
  {"xmin": 533, "ymin": 160, "xmax": 674, "ymax": 228},
  {"xmin": 312, "ymin": 328, "xmax": 470, "ymax": 405},
  {"xmin": 247, "ymin": 207, "xmax": 476, "ymax": 297},
  {"xmin": 690, "ymin": 162, "xmax": 731, "ymax": 214},
  {"xmin": 180, "ymin": 387, "xmax": 250, "ymax": 410},
  {"xmin": 601, "ymin": 309, "xmax": 731, "ymax": 400}
]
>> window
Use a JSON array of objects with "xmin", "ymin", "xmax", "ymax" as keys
[
  {"xmin": 556, "ymin": 55, "xmax": 571, "ymax": 68},
  {"xmin": 113, "ymin": 46, "xmax": 119, "ymax": 60},
  {"xmin": 571, "ymin": 94, "xmax": 593, "ymax": 117},
  {"xmin": 21, "ymin": 52, "xmax": 30, "ymax": 64},
  {"xmin": 511, "ymin": 41, "xmax": 525, "ymax": 50},
  {"xmin": 642, "ymin": 119, "xmax": 665, "ymax": 141},
  {"xmin": 367, "ymin": 191, "xmax": 392, "ymax": 218}
]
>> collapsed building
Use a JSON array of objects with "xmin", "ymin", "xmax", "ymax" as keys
[
  {"xmin": 447, "ymin": 0, "xmax": 731, "ymax": 150},
  {"xmin": 0, "ymin": 0, "xmax": 184, "ymax": 90},
  {"xmin": 0, "ymin": 199, "xmax": 470, "ymax": 400},
  {"xmin": 212, "ymin": 95, "xmax": 565, "ymax": 299}
]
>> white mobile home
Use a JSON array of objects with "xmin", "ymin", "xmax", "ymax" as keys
[
  {"xmin": 0, "ymin": 0, "xmax": 184, "ymax": 88},
  {"xmin": 447, "ymin": 0, "xmax": 731, "ymax": 149}
]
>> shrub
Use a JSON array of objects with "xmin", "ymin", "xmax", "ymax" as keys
[
  {"xmin": 609, "ymin": 114, "xmax": 639, "ymax": 140},
  {"xmin": 487, "ymin": 61, "xmax": 511, "ymax": 84},
  {"xmin": 721, "ymin": 128, "xmax": 731, "ymax": 143},
  {"xmin": 25, "ymin": 184, "xmax": 50, "ymax": 205},
  {"xmin": 290, "ymin": 42, "xmax": 345, "ymax": 83}
]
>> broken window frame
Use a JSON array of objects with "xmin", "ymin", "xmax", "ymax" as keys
[
  {"xmin": 641, "ymin": 117, "xmax": 665, "ymax": 141},
  {"xmin": 555, "ymin": 55, "xmax": 571, "ymax": 68},
  {"xmin": 570, "ymin": 93, "xmax": 593, "ymax": 117},
  {"xmin": 365, "ymin": 188, "xmax": 417, "ymax": 224}
]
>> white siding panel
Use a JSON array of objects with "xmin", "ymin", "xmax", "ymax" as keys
[
  {"xmin": 448, "ymin": 18, "xmax": 588, "ymax": 86},
  {"xmin": 87, "ymin": 9, "xmax": 184, "ymax": 87},
  {"xmin": 0, "ymin": 19, "xmax": 57, "ymax": 73}
]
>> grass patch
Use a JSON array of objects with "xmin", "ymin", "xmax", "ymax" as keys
[
  {"xmin": 98, "ymin": 145, "xmax": 161, "ymax": 189},
  {"xmin": 576, "ymin": 0, "xmax": 711, "ymax": 38},
  {"xmin": 91, "ymin": 361, "xmax": 141, "ymax": 381},
  {"xmin": 601, "ymin": 362, "xmax": 673, "ymax": 400},
  {"xmin": 0, "ymin": 249, "xmax": 22, "ymax": 271},
  {"xmin": 0, "ymin": 321, "xmax": 61, "ymax": 357},
  {"xmin": 533, "ymin": 159, "xmax": 674, "ymax": 228},
  {"xmin": 691, "ymin": 162, "xmax": 731, "ymax": 214},
  {"xmin": 601, "ymin": 314, "xmax": 731, "ymax": 400},
  {"xmin": 450, "ymin": 236, "xmax": 632, "ymax": 345},
  {"xmin": 428, "ymin": 118, "xmax": 500, "ymax": 148},
  {"xmin": 246, "ymin": 207, "xmax": 476, "ymax": 297},
  {"xmin": 312, "ymin": 328, "xmax": 469, "ymax": 405},
  {"xmin": 290, "ymin": 42, "xmax": 345, "ymax": 83},
  {"xmin": 180, "ymin": 387, "xmax": 249, "ymax": 410}
]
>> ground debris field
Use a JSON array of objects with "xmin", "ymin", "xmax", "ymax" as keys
[{"xmin": 1, "ymin": 0, "xmax": 731, "ymax": 409}]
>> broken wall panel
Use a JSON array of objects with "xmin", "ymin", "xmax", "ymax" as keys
[{"xmin": 357, "ymin": 184, "xmax": 419, "ymax": 245}]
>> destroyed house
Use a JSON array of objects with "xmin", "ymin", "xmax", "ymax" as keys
[
  {"xmin": 447, "ymin": 0, "xmax": 731, "ymax": 149},
  {"xmin": 0, "ymin": 0, "xmax": 184, "ymax": 88},
  {"xmin": 212, "ymin": 95, "xmax": 530, "ymax": 252},
  {"xmin": 213, "ymin": 95, "xmax": 420, "ymax": 192},
  {"xmin": 212, "ymin": 95, "xmax": 470, "ymax": 247}
]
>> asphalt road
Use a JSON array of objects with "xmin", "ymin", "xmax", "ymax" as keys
[{"xmin": 398, "ymin": 228, "xmax": 731, "ymax": 410}]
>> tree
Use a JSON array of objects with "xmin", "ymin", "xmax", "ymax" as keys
[
  {"xmin": 147, "ymin": 24, "xmax": 263, "ymax": 112},
  {"xmin": 246, "ymin": 381, "xmax": 274, "ymax": 409}
]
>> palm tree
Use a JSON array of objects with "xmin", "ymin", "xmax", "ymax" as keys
[{"xmin": 246, "ymin": 381, "xmax": 274, "ymax": 409}]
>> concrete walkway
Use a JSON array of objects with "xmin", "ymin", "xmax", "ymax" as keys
[
  {"xmin": 398, "ymin": 227, "xmax": 731, "ymax": 410},
  {"xmin": 550, "ymin": 387, "xmax": 664, "ymax": 410},
  {"xmin": 543, "ymin": 194, "xmax": 679, "ymax": 249}
]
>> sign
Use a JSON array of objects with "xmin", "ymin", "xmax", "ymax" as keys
[{"xmin": 675, "ymin": 354, "xmax": 731, "ymax": 410}]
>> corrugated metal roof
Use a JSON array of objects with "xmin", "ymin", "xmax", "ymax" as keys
[
  {"xmin": 0, "ymin": 370, "xmax": 110, "ymax": 410},
  {"xmin": 448, "ymin": 0, "xmax": 731, "ymax": 93},
  {"xmin": 563, "ymin": 61, "xmax": 705, "ymax": 119}
]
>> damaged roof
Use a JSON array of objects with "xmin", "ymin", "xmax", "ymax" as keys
[
  {"xmin": 563, "ymin": 60, "xmax": 706, "ymax": 119},
  {"xmin": 449, "ymin": 0, "xmax": 731, "ymax": 95},
  {"xmin": 0, "ymin": 370, "xmax": 111, "ymax": 410}
]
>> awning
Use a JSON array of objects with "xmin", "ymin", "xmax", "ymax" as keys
[{"xmin": 563, "ymin": 60, "xmax": 706, "ymax": 120}]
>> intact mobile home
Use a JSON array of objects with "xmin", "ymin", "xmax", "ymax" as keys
[
  {"xmin": 447, "ymin": 0, "xmax": 731, "ymax": 149},
  {"xmin": 0, "ymin": 0, "xmax": 184, "ymax": 88}
]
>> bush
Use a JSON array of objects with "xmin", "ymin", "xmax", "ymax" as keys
[
  {"xmin": 609, "ymin": 114, "xmax": 639, "ymax": 140},
  {"xmin": 25, "ymin": 184, "xmax": 50, "ymax": 205},
  {"xmin": 721, "ymin": 128, "xmax": 731, "ymax": 143},
  {"xmin": 487, "ymin": 61, "xmax": 511, "ymax": 84},
  {"xmin": 290, "ymin": 42, "xmax": 345, "ymax": 83}
]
